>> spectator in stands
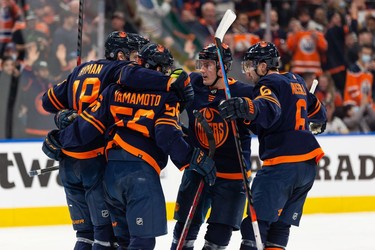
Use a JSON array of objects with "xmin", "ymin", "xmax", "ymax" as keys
[
  {"xmin": 211, "ymin": 0, "xmax": 235, "ymax": 20},
  {"xmin": 344, "ymin": 45, "xmax": 374, "ymax": 108},
  {"xmin": 0, "ymin": 0, "xmax": 23, "ymax": 57},
  {"xmin": 286, "ymin": 8, "xmax": 328, "ymax": 77},
  {"xmin": 230, "ymin": 12, "xmax": 260, "ymax": 58},
  {"xmin": 108, "ymin": 11, "xmax": 126, "ymax": 33},
  {"xmin": 312, "ymin": 6, "xmax": 328, "ymax": 32},
  {"xmin": 136, "ymin": 0, "xmax": 172, "ymax": 40},
  {"xmin": 12, "ymin": 10, "xmax": 49, "ymax": 63},
  {"xmin": 339, "ymin": 98, "xmax": 375, "ymax": 133},
  {"xmin": 234, "ymin": 0, "xmax": 262, "ymax": 23},
  {"xmin": 323, "ymin": 100, "xmax": 349, "ymax": 134},
  {"xmin": 345, "ymin": 31, "xmax": 359, "ymax": 66},
  {"xmin": 13, "ymin": 60, "xmax": 54, "ymax": 138},
  {"xmin": 323, "ymin": 8, "xmax": 357, "ymax": 96},
  {"xmin": 0, "ymin": 56, "xmax": 19, "ymax": 138},
  {"xmin": 174, "ymin": 0, "xmax": 202, "ymax": 18},
  {"xmin": 255, "ymin": 8, "xmax": 288, "ymax": 69},
  {"xmin": 315, "ymin": 72, "xmax": 343, "ymax": 108},
  {"xmin": 49, "ymin": 10, "xmax": 77, "ymax": 79},
  {"xmin": 190, "ymin": 2, "xmax": 218, "ymax": 48}
]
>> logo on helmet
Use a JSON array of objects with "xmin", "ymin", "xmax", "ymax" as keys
[{"xmin": 119, "ymin": 32, "xmax": 127, "ymax": 38}]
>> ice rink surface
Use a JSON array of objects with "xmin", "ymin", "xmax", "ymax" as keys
[{"xmin": 1, "ymin": 212, "xmax": 374, "ymax": 250}]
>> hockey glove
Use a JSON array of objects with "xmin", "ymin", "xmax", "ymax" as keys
[
  {"xmin": 42, "ymin": 130, "xmax": 64, "ymax": 161},
  {"xmin": 54, "ymin": 109, "xmax": 78, "ymax": 129},
  {"xmin": 309, "ymin": 122, "xmax": 326, "ymax": 135},
  {"xmin": 218, "ymin": 97, "xmax": 257, "ymax": 121},
  {"xmin": 170, "ymin": 69, "xmax": 194, "ymax": 111},
  {"xmin": 189, "ymin": 148, "xmax": 216, "ymax": 186}
]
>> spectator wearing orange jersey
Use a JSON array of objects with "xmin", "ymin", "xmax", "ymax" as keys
[
  {"xmin": 230, "ymin": 12, "xmax": 261, "ymax": 58},
  {"xmin": 286, "ymin": 8, "xmax": 328, "ymax": 76},
  {"xmin": 344, "ymin": 45, "xmax": 374, "ymax": 108},
  {"xmin": 0, "ymin": 0, "xmax": 23, "ymax": 57}
]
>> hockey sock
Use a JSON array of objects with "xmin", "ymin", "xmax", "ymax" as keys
[
  {"xmin": 75, "ymin": 230, "xmax": 94, "ymax": 250},
  {"xmin": 204, "ymin": 223, "xmax": 232, "ymax": 247},
  {"xmin": 202, "ymin": 240, "xmax": 228, "ymax": 250},
  {"xmin": 128, "ymin": 237, "xmax": 155, "ymax": 249},
  {"xmin": 170, "ymin": 221, "xmax": 200, "ymax": 250},
  {"xmin": 93, "ymin": 224, "xmax": 117, "ymax": 249},
  {"xmin": 240, "ymin": 217, "xmax": 269, "ymax": 250},
  {"xmin": 266, "ymin": 220, "xmax": 290, "ymax": 249}
]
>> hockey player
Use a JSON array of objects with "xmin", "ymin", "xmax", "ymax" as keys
[
  {"xmin": 218, "ymin": 41, "xmax": 327, "ymax": 250},
  {"xmin": 171, "ymin": 43, "xmax": 253, "ymax": 249},
  {"xmin": 41, "ymin": 32, "xmax": 192, "ymax": 249},
  {"xmin": 42, "ymin": 43, "xmax": 215, "ymax": 250}
]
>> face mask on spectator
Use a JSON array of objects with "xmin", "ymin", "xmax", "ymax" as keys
[{"xmin": 361, "ymin": 54, "xmax": 371, "ymax": 63}]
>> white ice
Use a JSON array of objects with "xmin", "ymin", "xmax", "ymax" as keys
[{"xmin": 0, "ymin": 212, "xmax": 374, "ymax": 250}]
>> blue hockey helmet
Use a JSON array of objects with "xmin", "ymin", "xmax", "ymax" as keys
[
  {"xmin": 104, "ymin": 31, "xmax": 149, "ymax": 60},
  {"xmin": 242, "ymin": 41, "xmax": 280, "ymax": 71},
  {"xmin": 197, "ymin": 43, "xmax": 233, "ymax": 71},
  {"xmin": 137, "ymin": 43, "xmax": 174, "ymax": 75}
]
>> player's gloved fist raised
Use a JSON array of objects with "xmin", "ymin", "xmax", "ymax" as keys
[
  {"xmin": 54, "ymin": 109, "xmax": 78, "ymax": 129},
  {"xmin": 170, "ymin": 69, "xmax": 194, "ymax": 111},
  {"xmin": 309, "ymin": 122, "xmax": 326, "ymax": 135},
  {"xmin": 42, "ymin": 129, "xmax": 64, "ymax": 161},
  {"xmin": 218, "ymin": 97, "xmax": 257, "ymax": 121},
  {"xmin": 189, "ymin": 148, "xmax": 216, "ymax": 186}
]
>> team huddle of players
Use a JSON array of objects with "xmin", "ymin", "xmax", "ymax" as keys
[{"xmin": 41, "ymin": 31, "xmax": 327, "ymax": 250}]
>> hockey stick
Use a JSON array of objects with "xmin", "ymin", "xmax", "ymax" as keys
[
  {"xmin": 176, "ymin": 110, "xmax": 216, "ymax": 250},
  {"xmin": 28, "ymin": 166, "xmax": 60, "ymax": 177},
  {"xmin": 310, "ymin": 79, "xmax": 318, "ymax": 94},
  {"xmin": 76, "ymin": 0, "xmax": 84, "ymax": 66},
  {"xmin": 214, "ymin": 9, "xmax": 263, "ymax": 250}
]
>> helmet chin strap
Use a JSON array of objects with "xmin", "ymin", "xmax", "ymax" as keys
[
  {"xmin": 254, "ymin": 64, "xmax": 268, "ymax": 78},
  {"xmin": 209, "ymin": 68, "xmax": 222, "ymax": 88}
]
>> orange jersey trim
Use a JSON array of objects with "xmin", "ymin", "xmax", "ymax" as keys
[
  {"xmin": 262, "ymin": 148, "xmax": 324, "ymax": 166},
  {"xmin": 180, "ymin": 163, "xmax": 190, "ymax": 171},
  {"xmin": 81, "ymin": 111, "xmax": 106, "ymax": 134},
  {"xmin": 155, "ymin": 118, "xmax": 181, "ymax": 129},
  {"xmin": 61, "ymin": 148, "xmax": 104, "ymax": 159},
  {"xmin": 216, "ymin": 170, "xmax": 251, "ymax": 180},
  {"xmin": 308, "ymin": 101, "xmax": 321, "ymax": 118},
  {"xmin": 47, "ymin": 89, "xmax": 64, "ymax": 110},
  {"xmin": 112, "ymin": 134, "xmax": 161, "ymax": 174},
  {"xmin": 255, "ymin": 95, "xmax": 281, "ymax": 107}
]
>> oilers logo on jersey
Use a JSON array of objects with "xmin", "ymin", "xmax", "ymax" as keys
[{"xmin": 194, "ymin": 107, "xmax": 228, "ymax": 149}]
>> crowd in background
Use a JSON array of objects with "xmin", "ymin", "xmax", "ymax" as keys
[{"xmin": 1, "ymin": 0, "xmax": 375, "ymax": 139}]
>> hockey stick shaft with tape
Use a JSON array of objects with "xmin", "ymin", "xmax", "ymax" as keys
[
  {"xmin": 76, "ymin": 0, "xmax": 84, "ymax": 66},
  {"xmin": 176, "ymin": 110, "xmax": 216, "ymax": 250},
  {"xmin": 28, "ymin": 166, "xmax": 60, "ymax": 177},
  {"xmin": 214, "ymin": 9, "xmax": 263, "ymax": 250}
]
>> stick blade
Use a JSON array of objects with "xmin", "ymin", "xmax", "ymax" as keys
[{"xmin": 214, "ymin": 9, "xmax": 237, "ymax": 41}]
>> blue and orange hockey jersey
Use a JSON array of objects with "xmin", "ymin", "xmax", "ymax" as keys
[
  {"xmin": 42, "ymin": 60, "xmax": 174, "ymax": 159},
  {"xmin": 251, "ymin": 72, "xmax": 326, "ymax": 166},
  {"xmin": 185, "ymin": 72, "xmax": 253, "ymax": 180},
  {"xmin": 57, "ymin": 83, "xmax": 193, "ymax": 174}
]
